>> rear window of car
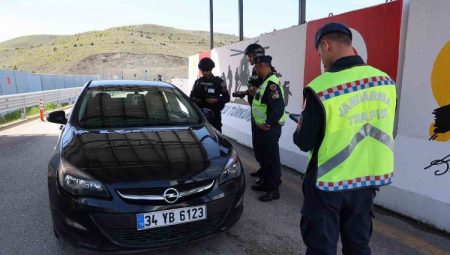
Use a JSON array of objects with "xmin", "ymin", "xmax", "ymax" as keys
[{"xmin": 73, "ymin": 85, "xmax": 202, "ymax": 128}]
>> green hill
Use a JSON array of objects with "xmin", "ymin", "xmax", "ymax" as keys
[
  {"xmin": 0, "ymin": 24, "xmax": 239, "ymax": 80},
  {"xmin": 0, "ymin": 34, "xmax": 69, "ymax": 50}
]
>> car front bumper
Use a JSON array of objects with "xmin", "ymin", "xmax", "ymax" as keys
[{"xmin": 49, "ymin": 175, "xmax": 245, "ymax": 252}]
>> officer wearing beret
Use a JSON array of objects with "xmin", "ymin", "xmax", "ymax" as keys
[
  {"xmin": 294, "ymin": 22, "xmax": 397, "ymax": 254},
  {"xmin": 251, "ymin": 55, "xmax": 286, "ymax": 202},
  {"xmin": 190, "ymin": 57, "xmax": 230, "ymax": 132},
  {"xmin": 243, "ymin": 43, "xmax": 266, "ymax": 104},
  {"xmin": 237, "ymin": 43, "xmax": 266, "ymax": 181},
  {"xmin": 235, "ymin": 44, "xmax": 279, "ymax": 183}
]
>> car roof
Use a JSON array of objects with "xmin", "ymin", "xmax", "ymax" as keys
[{"xmin": 88, "ymin": 80, "xmax": 175, "ymax": 89}]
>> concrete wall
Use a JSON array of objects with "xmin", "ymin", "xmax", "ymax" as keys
[
  {"xmin": 188, "ymin": 1, "xmax": 402, "ymax": 173},
  {"xmin": 375, "ymin": 0, "xmax": 450, "ymax": 232},
  {"xmin": 188, "ymin": 0, "xmax": 450, "ymax": 232}
]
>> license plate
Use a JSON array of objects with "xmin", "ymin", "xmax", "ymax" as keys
[{"xmin": 136, "ymin": 205, "xmax": 207, "ymax": 230}]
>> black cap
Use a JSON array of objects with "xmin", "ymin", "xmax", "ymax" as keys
[
  {"xmin": 198, "ymin": 57, "xmax": 215, "ymax": 71},
  {"xmin": 314, "ymin": 22, "xmax": 352, "ymax": 49},
  {"xmin": 254, "ymin": 55, "xmax": 272, "ymax": 64},
  {"xmin": 244, "ymin": 43, "xmax": 265, "ymax": 55}
]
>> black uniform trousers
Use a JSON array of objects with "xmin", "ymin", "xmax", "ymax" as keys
[
  {"xmin": 258, "ymin": 124, "xmax": 282, "ymax": 191},
  {"xmin": 251, "ymin": 118, "xmax": 264, "ymax": 169},
  {"xmin": 301, "ymin": 172, "xmax": 376, "ymax": 255}
]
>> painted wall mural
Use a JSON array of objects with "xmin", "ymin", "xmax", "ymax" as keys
[{"xmin": 429, "ymin": 41, "xmax": 450, "ymax": 141}]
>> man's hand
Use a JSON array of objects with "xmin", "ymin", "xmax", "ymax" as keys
[
  {"xmin": 258, "ymin": 123, "xmax": 271, "ymax": 131},
  {"xmin": 248, "ymin": 86, "xmax": 257, "ymax": 96},
  {"xmin": 206, "ymin": 98, "xmax": 219, "ymax": 104}
]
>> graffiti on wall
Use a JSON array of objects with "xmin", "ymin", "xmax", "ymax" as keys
[
  {"xmin": 424, "ymin": 42, "xmax": 450, "ymax": 176},
  {"xmin": 424, "ymin": 154, "xmax": 450, "ymax": 176},
  {"xmin": 224, "ymin": 42, "xmax": 291, "ymax": 108},
  {"xmin": 429, "ymin": 41, "xmax": 450, "ymax": 141}
]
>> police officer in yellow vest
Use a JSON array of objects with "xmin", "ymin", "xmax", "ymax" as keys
[
  {"xmin": 251, "ymin": 55, "xmax": 287, "ymax": 202},
  {"xmin": 294, "ymin": 23, "xmax": 396, "ymax": 255}
]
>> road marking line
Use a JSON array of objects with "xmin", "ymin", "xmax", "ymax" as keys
[{"xmin": 373, "ymin": 220, "xmax": 449, "ymax": 255}]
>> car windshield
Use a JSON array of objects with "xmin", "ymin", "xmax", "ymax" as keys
[{"xmin": 73, "ymin": 85, "xmax": 202, "ymax": 128}]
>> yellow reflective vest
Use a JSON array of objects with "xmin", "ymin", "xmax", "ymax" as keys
[
  {"xmin": 252, "ymin": 74, "xmax": 287, "ymax": 125},
  {"xmin": 307, "ymin": 65, "xmax": 396, "ymax": 191}
]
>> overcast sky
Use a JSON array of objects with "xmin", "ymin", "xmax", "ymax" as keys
[{"xmin": 0, "ymin": 0, "xmax": 386, "ymax": 42}]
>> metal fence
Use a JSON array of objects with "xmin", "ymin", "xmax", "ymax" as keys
[
  {"xmin": 0, "ymin": 69, "xmax": 98, "ymax": 96},
  {"xmin": 0, "ymin": 87, "xmax": 82, "ymax": 118}
]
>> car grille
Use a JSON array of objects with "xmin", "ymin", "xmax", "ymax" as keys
[
  {"xmin": 101, "ymin": 211, "xmax": 226, "ymax": 247},
  {"xmin": 118, "ymin": 179, "xmax": 214, "ymax": 196},
  {"xmin": 116, "ymin": 179, "xmax": 215, "ymax": 205}
]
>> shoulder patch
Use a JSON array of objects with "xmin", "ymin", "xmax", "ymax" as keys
[
  {"xmin": 221, "ymin": 81, "xmax": 226, "ymax": 87},
  {"xmin": 270, "ymin": 84, "xmax": 277, "ymax": 90}
]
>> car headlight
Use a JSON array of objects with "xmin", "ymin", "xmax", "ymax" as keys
[
  {"xmin": 220, "ymin": 149, "xmax": 242, "ymax": 184},
  {"xmin": 58, "ymin": 158, "xmax": 110, "ymax": 198}
]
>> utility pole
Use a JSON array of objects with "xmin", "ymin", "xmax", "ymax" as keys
[
  {"xmin": 210, "ymin": 0, "xmax": 214, "ymax": 49},
  {"xmin": 239, "ymin": 0, "xmax": 243, "ymax": 41},
  {"xmin": 299, "ymin": 0, "xmax": 306, "ymax": 25}
]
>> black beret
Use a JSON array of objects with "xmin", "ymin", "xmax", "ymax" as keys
[
  {"xmin": 198, "ymin": 57, "xmax": 215, "ymax": 71},
  {"xmin": 244, "ymin": 43, "xmax": 265, "ymax": 55},
  {"xmin": 254, "ymin": 55, "xmax": 272, "ymax": 64},
  {"xmin": 315, "ymin": 22, "xmax": 352, "ymax": 49}
]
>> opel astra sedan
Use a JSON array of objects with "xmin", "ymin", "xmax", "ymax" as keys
[{"xmin": 47, "ymin": 80, "xmax": 245, "ymax": 252}]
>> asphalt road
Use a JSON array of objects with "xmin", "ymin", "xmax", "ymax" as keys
[{"xmin": 0, "ymin": 118, "xmax": 449, "ymax": 255}]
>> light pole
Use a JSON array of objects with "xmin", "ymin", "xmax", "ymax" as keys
[
  {"xmin": 239, "ymin": 0, "xmax": 243, "ymax": 41},
  {"xmin": 210, "ymin": 0, "xmax": 214, "ymax": 49},
  {"xmin": 299, "ymin": 0, "xmax": 306, "ymax": 25}
]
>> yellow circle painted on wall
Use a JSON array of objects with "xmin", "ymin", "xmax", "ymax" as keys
[
  {"xmin": 431, "ymin": 41, "xmax": 450, "ymax": 106},
  {"xmin": 429, "ymin": 41, "xmax": 450, "ymax": 142}
]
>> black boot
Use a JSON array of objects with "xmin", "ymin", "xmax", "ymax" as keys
[
  {"xmin": 255, "ymin": 177, "xmax": 264, "ymax": 185},
  {"xmin": 251, "ymin": 184, "xmax": 269, "ymax": 192},
  {"xmin": 259, "ymin": 190, "xmax": 280, "ymax": 202},
  {"xmin": 250, "ymin": 168, "xmax": 263, "ymax": 177}
]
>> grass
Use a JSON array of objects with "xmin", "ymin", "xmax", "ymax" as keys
[
  {"xmin": 0, "ymin": 102, "xmax": 66, "ymax": 125},
  {"xmin": 0, "ymin": 111, "xmax": 21, "ymax": 125},
  {"xmin": 0, "ymin": 35, "xmax": 69, "ymax": 50}
]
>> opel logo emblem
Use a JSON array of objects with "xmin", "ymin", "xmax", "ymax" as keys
[{"xmin": 163, "ymin": 188, "xmax": 180, "ymax": 204}]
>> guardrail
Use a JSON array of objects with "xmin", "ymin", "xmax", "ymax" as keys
[{"xmin": 0, "ymin": 87, "xmax": 82, "ymax": 117}]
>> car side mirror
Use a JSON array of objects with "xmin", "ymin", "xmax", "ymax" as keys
[
  {"xmin": 200, "ymin": 108, "xmax": 215, "ymax": 120},
  {"xmin": 47, "ymin": 110, "xmax": 67, "ymax": 125}
]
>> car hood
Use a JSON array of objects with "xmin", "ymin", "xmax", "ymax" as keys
[{"xmin": 60, "ymin": 125, "xmax": 230, "ymax": 185}]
